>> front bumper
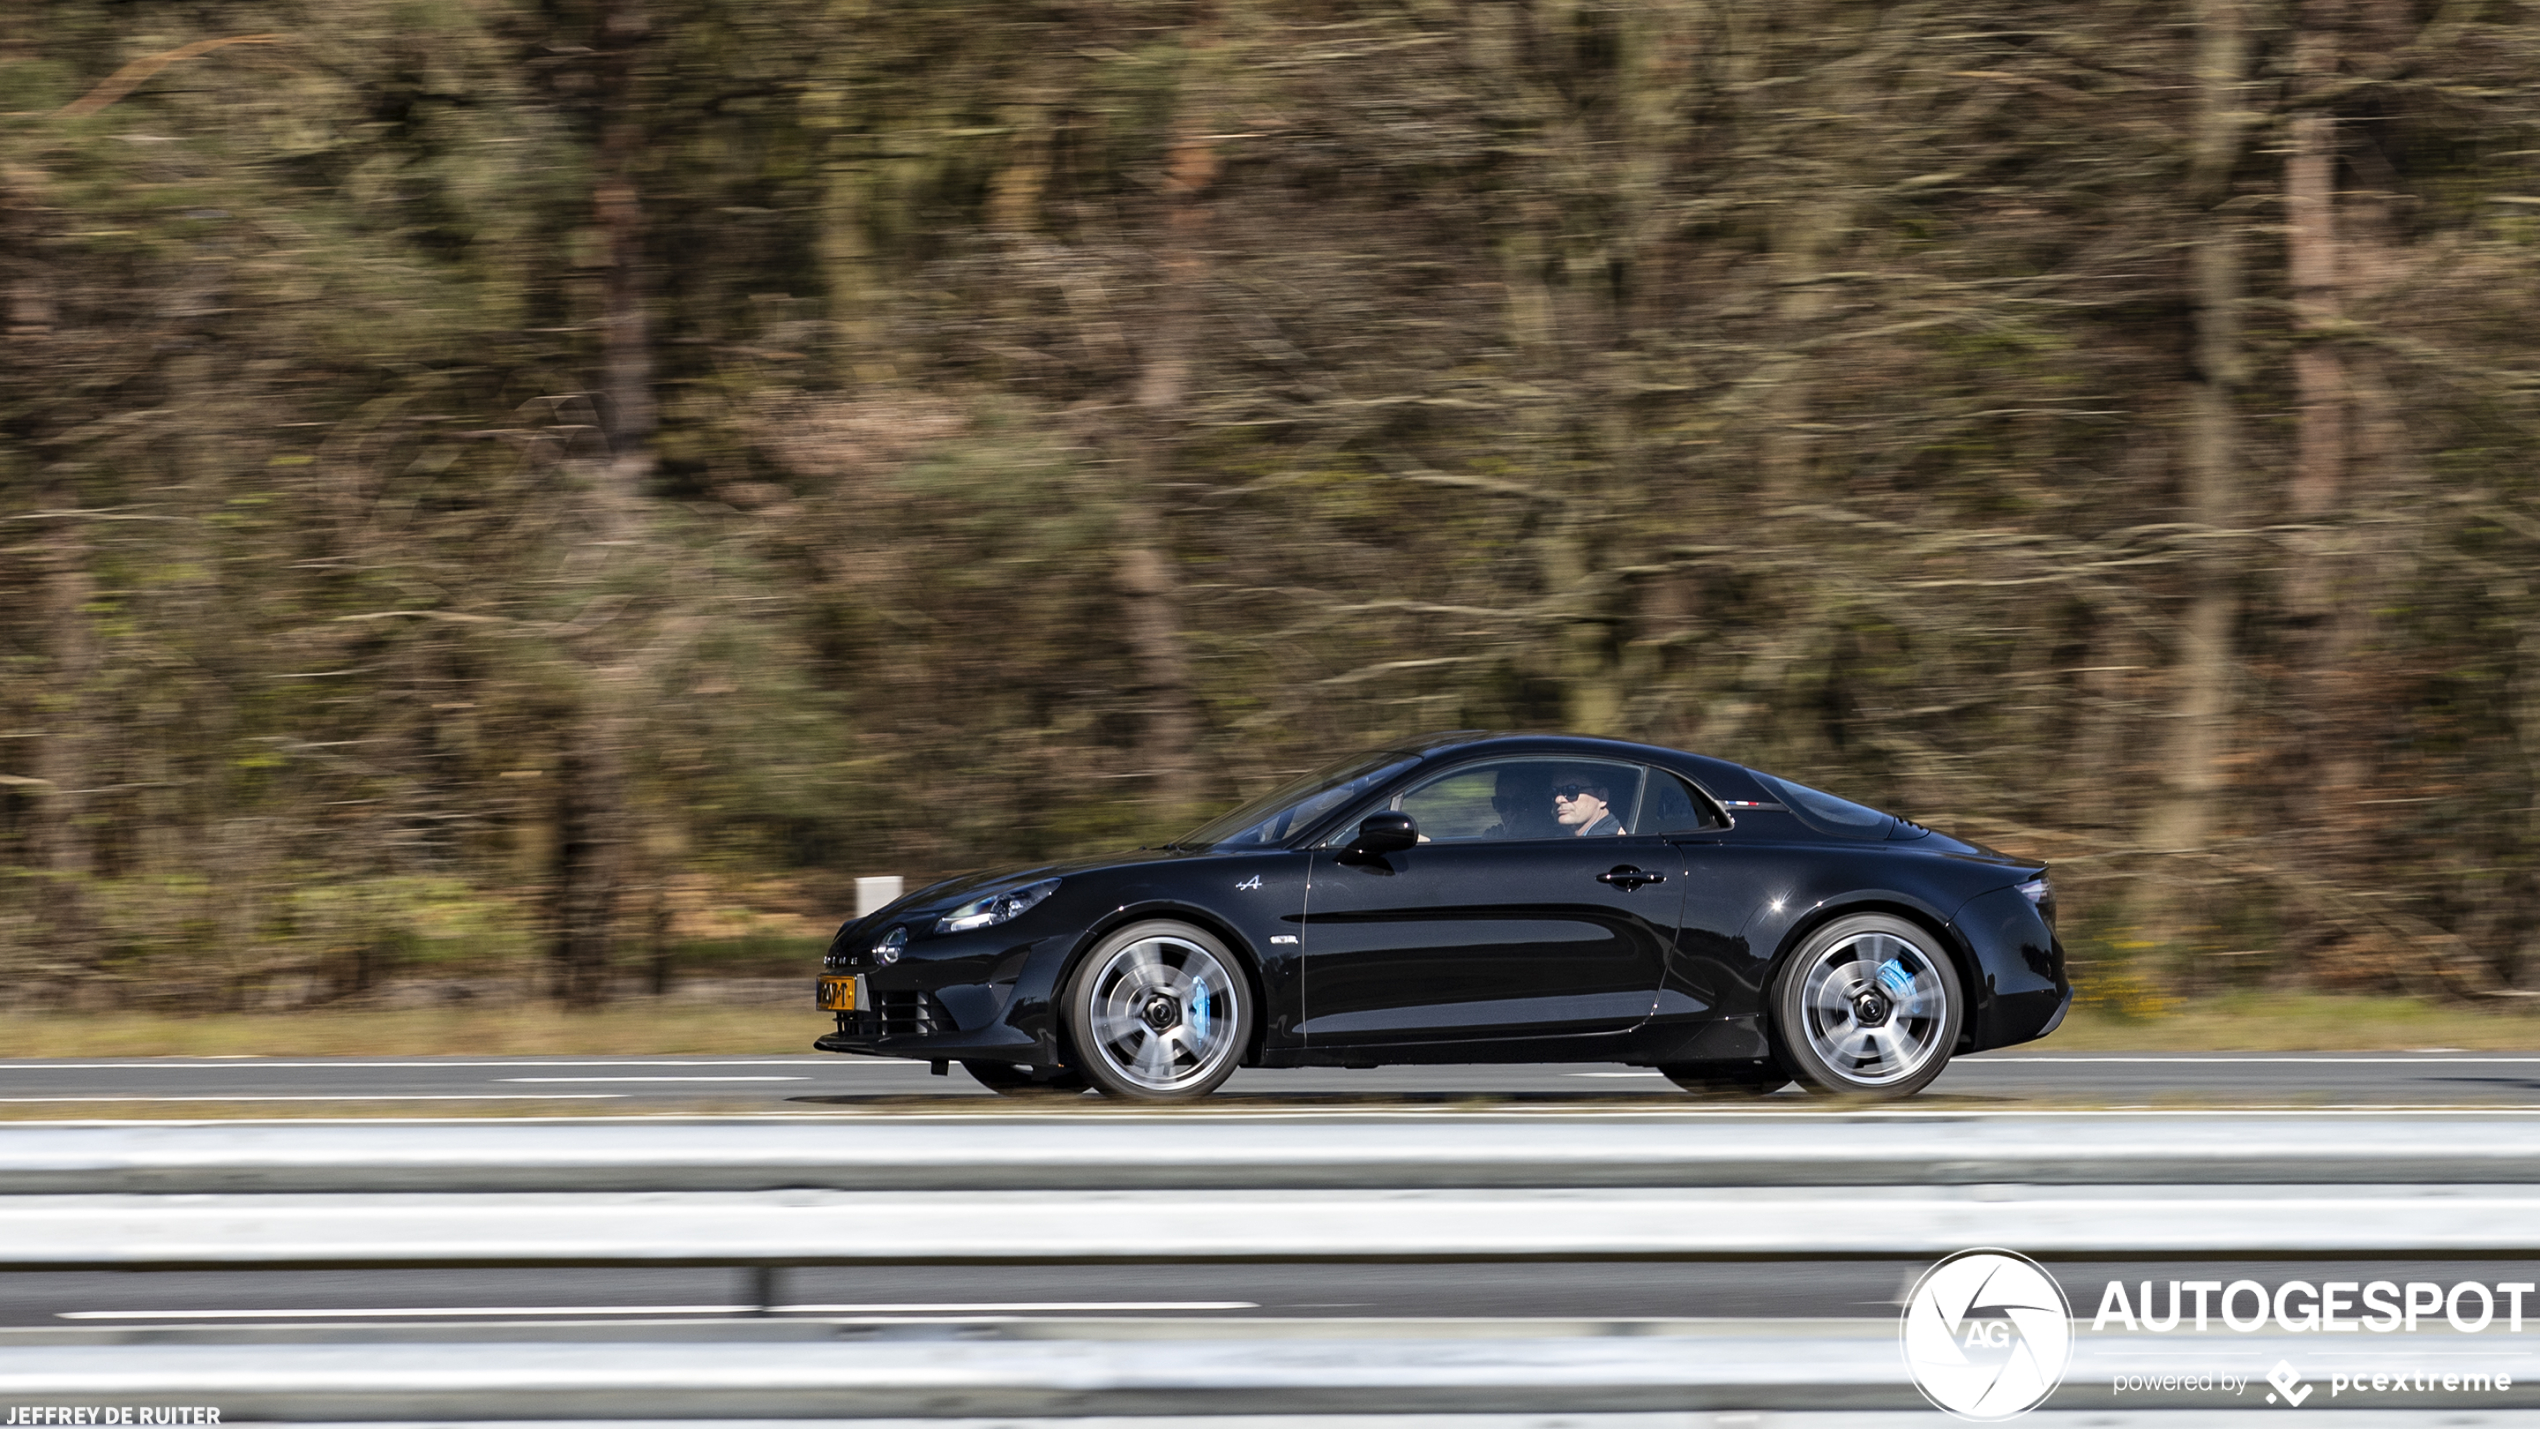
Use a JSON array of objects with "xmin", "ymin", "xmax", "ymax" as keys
[
  {"xmin": 813, "ymin": 1016, "xmax": 1052, "ymax": 1061},
  {"xmin": 809, "ymin": 930, "xmax": 1073, "ymax": 1064}
]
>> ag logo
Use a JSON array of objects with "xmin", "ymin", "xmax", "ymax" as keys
[{"xmin": 1900, "ymin": 1248, "xmax": 2073, "ymax": 1421}]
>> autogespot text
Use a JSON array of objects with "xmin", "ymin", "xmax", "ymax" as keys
[{"xmin": 2092, "ymin": 1277, "xmax": 2537, "ymax": 1335}]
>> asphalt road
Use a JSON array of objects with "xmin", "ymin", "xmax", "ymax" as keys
[{"xmin": 4, "ymin": 1050, "xmax": 2540, "ymax": 1110}]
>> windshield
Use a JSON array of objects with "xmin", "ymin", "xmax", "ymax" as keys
[{"xmin": 1178, "ymin": 752, "xmax": 1422, "ymax": 849}]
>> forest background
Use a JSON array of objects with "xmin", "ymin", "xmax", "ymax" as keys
[{"xmin": 5, "ymin": 0, "xmax": 2540, "ymax": 1022}]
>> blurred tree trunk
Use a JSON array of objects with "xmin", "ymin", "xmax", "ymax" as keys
[
  {"xmin": 548, "ymin": 0, "xmax": 656, "ymax": 1003},
  {"xmin": 2139, "ymin": 0, "xmax": 2250, "ymax": 951},
  {"xmin": 33, "ymin": 496, "xmax": 97, "ymax": 987},
  {"xmin": 1747, "ymin": 0, "xmax": 1860, "ymax": 510},
  {"xmin": 1121, "ymin": 37, "xmax": 1214, "ymax": 822},
  {"xmin": 647, "ymin": 882, "xmax": 673, "ymax": 997},
  {"xmin": 2284, "ymin": 0, "xmax": 2359, "ymax": 853},
  {"xmin": 595, "ymin": 0, "xmax": 656, "ymax": 474},
  {"xmin": 1537, "ymin": 492, "xmax": 1616, "ymax": 734},
  {"xmin": 2519, "ymin": 576, "xmax": 2540, "ymax": 985},
  {"xmin": 2285, "ymin": 0, "xmax": 2346, "ymax": 542},
  {"xmin": 5, "ymin": 169, "xmax": 95, "ymax": 988},
  {"xmin": 1759, "ymin": 194, "xmax": 1849, "ymax": 507},
  {"xmin": 1498, "ymin": 203, "xmax": 1606, "ymax": 731},
  {"xmin": 1571, "ymin": 3, "xmax": 1700, "ymax": 739},
  {"xmin": 813, "ymin": 81, "xmax": 884, "ymax": 382},
  {"xmin": 1505, "ymin": 187, "xmax": 1610, "ymax": 732},
  {"xmin": 1497, "ymin": 3, "xmax": 1693, "ymax": 739},
  {"xmin": 549, "ymin": 734, "xmax": 624, "ymax": 1004}
]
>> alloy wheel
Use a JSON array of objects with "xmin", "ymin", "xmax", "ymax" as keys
[
  {"xmin": 1775, "ymin": 914, "xmax": 1962, "ymax": 1097},
  {"xmin": 1070, "ymin": 924, "xmax": 1250, "ymax": 1100}
]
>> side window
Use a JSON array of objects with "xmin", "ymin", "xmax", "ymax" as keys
[
  {"xmin": 1637, "ymin": 770, "xmax": 1727, "ymax": 834},
  {"xmin": 1355, "ymin": 758, "xmax": 1648, "ymax": 843},
  {"xmin": 1393, "ymin": 766, "xmax": 1508, "ymax": 841}
]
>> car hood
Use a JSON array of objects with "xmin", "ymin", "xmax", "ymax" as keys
[{"xmin": 865, "ymin": 846, "xmax": 1211, "ymax": 926}]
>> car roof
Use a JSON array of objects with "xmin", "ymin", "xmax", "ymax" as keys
[{"xmin": 1379, "ymin": 730, "xmax": 1775, "ymax": 803}]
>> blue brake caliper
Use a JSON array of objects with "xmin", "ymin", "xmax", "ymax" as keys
[
  {"xmin": 1191, "ymin": 975, "xmax": 1211, "ymax": 1043},
  {"xmin": 1875, "ymin": 958, "xmax": 1917, "ymax": 1000}
]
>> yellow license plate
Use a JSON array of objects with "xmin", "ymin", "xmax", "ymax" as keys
[{"xmin": 816, "ymin": 976, "xmax": 856, "ymax": 1012}]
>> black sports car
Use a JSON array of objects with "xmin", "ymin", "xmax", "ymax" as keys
[{"xmin": 815, "ymin": 731, "xmax": 2068, "ymax": 1100}]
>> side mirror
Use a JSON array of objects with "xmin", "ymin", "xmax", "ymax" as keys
[{"xmin": 1347, "ymin": 811, "xmax": 1419, "ymax": 856}]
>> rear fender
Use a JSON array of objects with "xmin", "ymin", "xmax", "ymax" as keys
[{"xmin": 1755, "ymin": 893, "xmax": 1987, "ymax": 1052}]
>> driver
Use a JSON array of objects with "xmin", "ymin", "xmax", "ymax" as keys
[{"xmin": 1552, "ymin": 770, "xmax": 1624, "ymax": 837}]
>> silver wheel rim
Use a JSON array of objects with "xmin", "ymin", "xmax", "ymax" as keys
[
  {"xmin": 1794, "ymin": 929, "xmax": 1948, "ymax": 1088},
  {"xmin": 1086, "ymin": 935, "xmax": 1242, "ymax": 1093}
]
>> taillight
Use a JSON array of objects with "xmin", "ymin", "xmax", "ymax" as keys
[{"xmin": 2017, "ymin": 876, "xmax": 2056, "ymax": 931}]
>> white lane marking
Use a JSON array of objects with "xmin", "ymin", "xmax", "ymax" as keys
[
  {"xmin": 12, "ymin": 1054, "xmax": 2533, "ymax": 1082},
  {"xmin": 0, "ymin": 1094, "xmax": 628, "ymax": 1103},
  {"xmin": 28, "ymin": 1104, "xmax": 2540, "ymax": 1129},
  {"xmin": 783, "ymin": 1301, "xmax": 1259, "ymax": 1313},
  {"xmin": 0, "ymin": 1059, "xmax": 888, "ymax": 1071},
  {"xmin": 63, "ymin": 1301, "xmax": 1258, "ymax": 1321},
  {"xmin": 64, "ymin": 1306, "xmax": 745, "ymax": 1320},
  {"xmin": 499, "ymin": 1077, "xmax": 808, "ymax": 1083},
  {"xmin": 1561, "ymin": 1057, "xmax": 2540, "ymax": 1072},
  {"xmin": 1965, "ymin": 1056, "xmax": 2540, "ymax": 1064},
  {"xmin": 1570, "ymin": 1060, "xmax": 2540, "ymax": 1077}
]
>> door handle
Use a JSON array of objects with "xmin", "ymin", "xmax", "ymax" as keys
[{"xmin": 1597, "ymin": 866, "xmax": 1665, "ymax": 890}]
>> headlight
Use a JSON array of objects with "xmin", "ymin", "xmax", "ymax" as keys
[
  {"xmin": 935, "ymin": 878, "xmax": 1060, "ymax": 935},
  {"xmin": 871, "ymin": 926, "xmax": 906, "ymax": 965},
  {"xmin": 2017, "ymin": 876, "xmax": 2056, "ymax": 931}
]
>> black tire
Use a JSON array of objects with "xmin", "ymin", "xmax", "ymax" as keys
[
  {"xmin": 1062, "ymin": 920, "xmax": 1254, "ymax": 1102},
  {"xmin": 1659, "ymin": 1061, "xmax": 1793, "ymax": 1099},
  {"xmin": 1771, "ymin": 912, "xmax": 1964, "ymax": 1099},
  {"xmin": 960, "ymin": 1060, "xmax": 1089, "ymax": 1097}
]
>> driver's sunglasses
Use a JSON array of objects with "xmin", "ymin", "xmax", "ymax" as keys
[{"xmin": 1551, "ymin": 783, "xmax": 1599, "ymax": 800}]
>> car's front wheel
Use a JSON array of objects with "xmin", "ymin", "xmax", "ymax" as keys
[
  {"xmin": 1771, "ymin": 913, "xmax": 1963, "ymax": 1098},
  {"xmin": 1062, "ymin": 920, "xmax": 1253, "ymax": 1102}
]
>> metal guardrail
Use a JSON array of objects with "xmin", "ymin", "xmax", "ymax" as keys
[
  {"xmin": 12, "ymin": 1113, "xmax": 2540, "ymax": 1193},
  {"xmin": 10, "ymin": 1186, "xmax": 2540, "ymax": 1268},
  {"xmin": 0, "ymin": 1116, "xmax": 2538, "ymax": 1269},
  {"xmin": 9, "ymin": 1116, "xmax": 2540, "ymax": 1420},
  {"xmin": 8, "ymin": 1327, "xmax": 2540, "ymax": 1416},
  {"xmin": 0, "ymin": 1329, "xmax": 1933, "ymax": 1418}
]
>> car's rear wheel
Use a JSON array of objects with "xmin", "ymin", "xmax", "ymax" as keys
[
  {"xmin": 1063, "ymin": 920, "xmax": 1253, "ymax": 1102},
  {"xmin": 1659, "ymin": 1061, "xmax": 1792, "ymax": 1099},
  {"xmin": 961, "ymin": 1060, "xmax": 1088, "ymax": 1097},
  {"xmin": 1771, "ymin": 913, "xmax": 1963, "ymax": 1098}
]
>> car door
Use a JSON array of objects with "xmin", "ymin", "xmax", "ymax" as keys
[
  {"xmin": 1298, "ymin": 757, "xmax": 1681, "ymax": 1046},
  {"xmin": 1641, "ymin": 768, "xmax": 1769, "ymax": 1017}
]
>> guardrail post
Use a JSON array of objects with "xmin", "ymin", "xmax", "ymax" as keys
[
  {"xmin": 748, "ymin": 1265, "xmax": 783, "ymax": 1315},
  {"xmin": 855, "ymin": 877, "xmax": 903, "ymax": 917}
]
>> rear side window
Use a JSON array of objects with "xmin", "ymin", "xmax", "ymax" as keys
[{"xmin": 1636, "ymin": 771, "xmax": 1726, "ymax": 834}]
